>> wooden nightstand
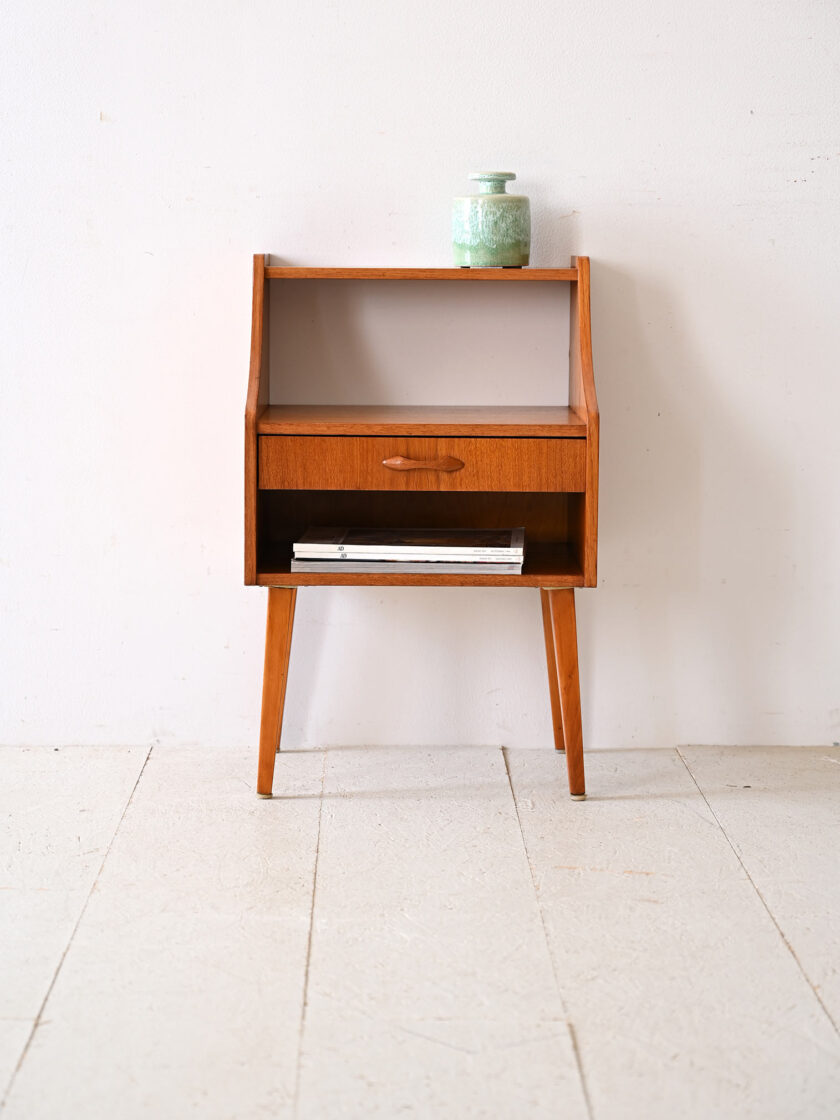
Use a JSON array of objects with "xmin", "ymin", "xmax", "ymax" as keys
[{"xmin": 245, "ymin": 259, "xmax": 599, "ymax": 799}]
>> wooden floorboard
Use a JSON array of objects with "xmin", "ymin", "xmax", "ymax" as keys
[
  {"xmin": 679, "ymin": 745, "xmax": 840, "ymax": 1034},
  {"xmin": 294, "ymin": 746, "xmax": 587, "ymax": 1119},
  {"xmin": 505, "ymin": 747, "xmax": 840, "ymax": 1120},
  {"xmin": 2, "ymin": 747, "xmax": 324, "ymax": 1120},
  {"xmin": 0, "ymin": 745, "xmax": 147, "ymax": 1107},
  {"xmin": 4, "ymin": 745, "xmax": 840, "ymax": 1119}
]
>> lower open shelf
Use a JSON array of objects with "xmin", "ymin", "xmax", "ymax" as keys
[
  {"xmin": 255, "ymin": 489, "xmax": 585, "ymax": 587},
  {"xmin": 256, "ymin": 542, "xmax": 583, "ymax": 587}
]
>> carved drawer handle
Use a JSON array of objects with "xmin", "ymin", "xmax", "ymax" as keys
[{"xmin": 382, "ymin": 455, "xmax": 465, "ymax": 473}]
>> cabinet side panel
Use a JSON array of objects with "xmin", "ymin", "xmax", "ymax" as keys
[
  {"xmin": 583, "ymin": 412, "xmax": 599, "ymax": 586},
  {"xmin": 569, "ymin": 257, "xmax": 599, "ymax": 585},
  {"xmin": 245, "ymin": 254, "xmax": 267, "ymax": 585}
]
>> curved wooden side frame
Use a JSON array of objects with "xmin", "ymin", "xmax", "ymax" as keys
[
  {"xmin": 569, "ymin": 256, "xmax": 599, "ymax": 587},
  {"xmin": 245, "ymin": 254, "xmax": 268, "ymax": 585}
]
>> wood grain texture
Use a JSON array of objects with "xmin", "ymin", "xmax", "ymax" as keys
[
  {"xmin": 569, "ymin": 256, "xmax": 599, "ymax": 586},
  {"xmin": 257, "ymin": 587, "xmax": 297, "ymax": 797},
  {"xmin": 258, "ymin": 435, "xmax": 586, "ymax": 493},
  {"xmin": 546, "ymin": 589, "xmax": 585, "ymax": 797},
  {"xmin": 265, "ymin": 266, "xmax": 577, "ymax": 282},
  {"xmin": 244, "ymin": 254, "xmax": 267, "ymax": 585},
  {"xmin": 257, "ymin": 405, "xmax": 588, "ymax": 437},
  {"xmin": 540, "ymin": 589, "xmax": 565, "ymax": 752},
  {"xmin": 257, "ymin": 543, "xmax": 582, "ymax": 588}
]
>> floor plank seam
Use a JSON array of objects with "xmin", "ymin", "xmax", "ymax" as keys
[
  {"xmin": 0, "ymin": 744, "xmax": 155, "ymax": 1114},
  {"xmin": 675, "ymin": 747, "xmax": 840, "ymax": 1039},
  {"xmin": 292, "ymin": 750, "xmax": 327, "ymax": 1119},
  {"xmin": 501, "ymin": 747, "xmax": 595, "ymax": 1120}
]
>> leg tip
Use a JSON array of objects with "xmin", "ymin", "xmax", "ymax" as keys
[
  {"xmin": 257, "ymin": 791, "xmax": 273, "ymax": 799},
  {"xmin": 570, "ymin": 793, "xmax": 587, "ymax": 801}
]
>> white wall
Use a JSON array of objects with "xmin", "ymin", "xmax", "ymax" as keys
[{"xmin": 2, "ymin": 1, "xmax": 838, "ymax": 750}]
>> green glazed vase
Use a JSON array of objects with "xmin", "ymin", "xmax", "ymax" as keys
[{"xmin": 452, "ymin": 172, "xmax": 531, "ymax": 267}]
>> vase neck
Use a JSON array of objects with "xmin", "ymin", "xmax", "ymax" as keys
[{"xmin": 478, "ymin": 179, "xmax": 507, "ymax": 194}]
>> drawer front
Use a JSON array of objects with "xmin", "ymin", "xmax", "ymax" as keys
[{"xmin": 258, "ymin": 435, "xmax": 586, "ymax": 492}]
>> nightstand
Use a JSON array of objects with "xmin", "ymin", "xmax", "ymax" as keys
[{"xmin": 245, "ymin": 259, "xmax": 599, "ymax": 798}]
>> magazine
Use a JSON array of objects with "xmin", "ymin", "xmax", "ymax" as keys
[
  {"xmin": 293, "ymin": 526, "xmax": 524, "ymax": 560},
  {"xmin": 291, "ymin": 559, "xmax": 524, "ymax": 574}
]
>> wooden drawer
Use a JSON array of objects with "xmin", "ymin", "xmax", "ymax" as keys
[{"xmin": 258, "ymin": 435, "xmax": 586, "ymax": 492}]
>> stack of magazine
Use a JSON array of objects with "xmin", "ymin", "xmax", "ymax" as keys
[{"xmin": 291, "ymin": 527, "xmax": 525, "ymax": 574}]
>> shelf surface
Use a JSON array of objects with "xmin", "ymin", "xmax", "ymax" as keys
[
  {"xmin": 256, "ymin": 405, "xmax": 588, "ymax": 437},
  {"xmin": 256, "ymin": 543, "xmax": 583, "ymax": 588},
  {"xmin": 265, "ymin": 267, "xmax": 577, "ymax": 282}
]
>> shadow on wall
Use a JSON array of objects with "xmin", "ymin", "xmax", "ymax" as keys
[
  {"xmin": 269, "ymin": 273, "xmax": 389, "ymax": 405},
  {"xmin": 284, "ymin": 585, "xmax": 546, "ymax": 749},
  {"xmin": 580, "ymin": 258, "xmax": 799, "ymax": 746},
  {"xmin": 265, "ymin": 242, "xmax": 808, "ymax": 749}
]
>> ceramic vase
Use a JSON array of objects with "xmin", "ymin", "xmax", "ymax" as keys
[{"xmin": 452, "ymin": 172, "xmax": 531, "ymax": 267}]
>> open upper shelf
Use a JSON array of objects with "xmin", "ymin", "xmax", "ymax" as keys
[{"xmin": 256, "ymin": 404, "xmax": 588, "ymax": 437}]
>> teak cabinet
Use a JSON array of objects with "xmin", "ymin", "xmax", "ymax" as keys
[{"xmin": 245, "ymin": 258, "xmax": 599, "ymax": 799}]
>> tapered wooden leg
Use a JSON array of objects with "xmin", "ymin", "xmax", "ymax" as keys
[
  {"xmin": 257, "ymin": 587, "xmax": 297, "ymax": 797},
  {"xmin": 540, "ymin": 589, "xmax": 565, "ymax": 752},
  {"xmin": 544, "ymin": 589, "xmax": 586, "ymax": 800}
]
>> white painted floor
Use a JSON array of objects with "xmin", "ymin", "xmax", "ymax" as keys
[{"xmin": 1, "ymin": 745, "xmax": 839, "ymax": 1119}]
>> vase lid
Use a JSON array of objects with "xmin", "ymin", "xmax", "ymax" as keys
[{"xmin": 468, "ymin": 171, "xmax": 516, "ymax": 182}]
